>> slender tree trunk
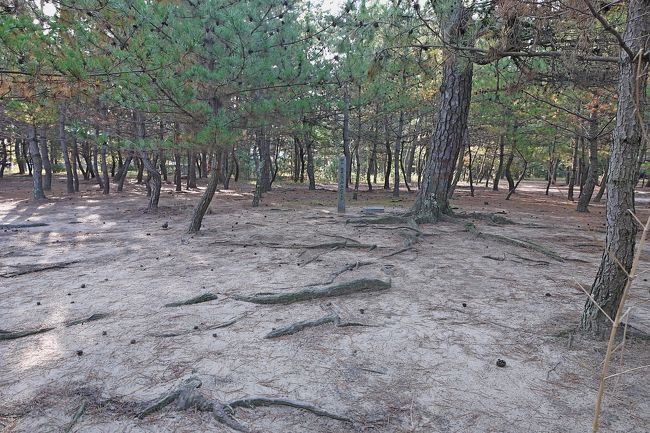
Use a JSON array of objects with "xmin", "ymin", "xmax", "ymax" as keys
[
  {"xmin": 23, "ymin": 140, "xmax": 32, "ymax": 175},
  {"xmin": 448, "ymin": 130, "xmax": 468, "ymax": 199},
  {"xmin": 567, "ymin": 133, "xmax": 579, "ymax": 201},
  {"xmin": 28, "ymin": 125, "xmax": 46, "ymax": 200},
  {"xmin": 384, "ymin": 115, "xmax": 392, "ymax": 190},
  {"xmin": 577, "ymin": 111, "xmax": 599, "ymax": 212},
  {"xmin": 493, "ymin": 133, "xmax": 505, "ymax": 191},
  {"xmin": 92, "ymin": 140, "xmax": 104, "ymax": 190},
  {"xmin": 393, "ymin": 111, "xmax": 404, "ymax": 197},
  {"xmin": 581, "ymin": 0, "xmax": 649, "ymax": 333},
  {"xmin": 59, "ymin": 104, "xmax": 74, "ymax": 193},
  {"xmin": 117, "ymin": 151, "xmax": 133, "ymax": 192},
  {"xmin": 484, "ymin": 147, "xmax": 497, "ymax": 189},
  {"xmin": 15, "ymin": 140, "xmax": 25, "ymax": 174},
  {"xmin": 342, "ymin": 85, "xmax": 351, "ymax": 187},
  {"xmin": 174, "ymin": 152, "xmax": 182, "ymax": 192},
  {"xmin": 101, "ymin": 140, "xmax": 109, "ymax": 194},
  {"xmin": 306, "ymin": 135, "xmax": 315, "ymax": 190},
  {"xmin": 367, "ymin": 125, "xmax": 377, "ymax": 192},
  {"xmin": 593, "ymin": 159, "xmax": 608, "ymax": 203},
  {"xmin": 187, "ymin": 152, "xmax": 197, "ymax": 189},
  {"xmin": 0, "ymin": 139, "xmax": 6, "ymax": 177},
  {"xmin": 39, "ymin": 129, "xmax": 52, "ymax": 191},
  {"xmin": 504, "ymin": 145, "xmax": 515, "ymax": 193},
  {"xmin": 71, "ymin": 136, "xmax": 79, "ymax": 191}
]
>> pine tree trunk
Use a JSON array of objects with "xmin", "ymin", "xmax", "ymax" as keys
[
  {"xmin": 188, "ymin": 164, "xmax": 219, "ymax": 233},
  {"xmin": 15, "ymin": 140, "xmax": 25, "ymax": 174},
  {"xmin": 71, "ymin": 136, "xmax": 80, "ymax": 191},
  {"xmin": 141, "ymin": 151, "xmax": 161, "ymax": 209},
  {"xmin": 383, "ymin": 116, "xmax": 392, "ymax": 190},
  {"xmin": 306, "ymin": 135, "xmax": 315, "ymax": 191},
  {"xmin": 567, "ymin": 133, "xmax": 579, "ymax": 201},
  {"xmin": 174, "ymin": 152, "xmax": 182, "ymax": 191},
  {"xmin": 342, "ymin": 86, "xmax": 351, "ymax": 187},
  {"xmin": 187, "ymin": 152, "xmax": 197, "ymax": 189},
  {"xmin": 593, "ymin": 159, "xmax": 608, "ymax": 203},
  {"xmin": 577, "ymin": 111, "xmax": 599, "ymax": 212},
  {"xmin": 581, "ymin": 0, "xmax": 649, "ymax": 334},
  {"xmin": 39, "ymin": 130, "xmax": 52, "ymax": 191},
  {"xmin": 493, "ymin": 133, "xmax": 505, "ymax": 191},
  {"xmin": 393, "ymin": 110, "xmax": 404, "ymax": 197},
  {"xmin": 28, "ymin": 126, "xmax": 46, "ymax": 200},
  {"xmin": 59, "ymin": 104, "xmax": 74, "ymax": 193}
]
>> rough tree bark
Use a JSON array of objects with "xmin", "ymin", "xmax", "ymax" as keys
[
  {"xmin": 342, "ymin": 85, "xmax": 352, "ymax": 187},
  {"xmin": 581, "ymin": 0, "xmax": 649, "ymax": 333},
  {"xmin": 411, "ymin": 2, "xmax": 474, "ymax": 222},
  {"xmin": 567, "ymin": 133, "xmax": 580, "ymax": 201},
  {"xmin": 187, "ymin": 152, "xmax": 197, "ymax": 189},
  {"xmin": 393, "ymin": 110, "xmax": 404, "ymax": 197}
]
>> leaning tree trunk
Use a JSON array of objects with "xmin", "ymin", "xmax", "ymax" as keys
[
  {"xmin": 117, "ymin": 151, "xmax": 133, "ymax": 192},
  {"xmin": 59, "ymin": 104, "xmax": 74, "ymax": 194},
  {"xmin": 39, "ymin": 130, "xmax": 52, "ymax": 191},
  {"xmin": 593, "ymin": 158, "xmax": 608, "ymax": 203},
  {"xmin": 188, "ymin": 164, "xmax": 219, "ymax": 233},
  {"xmin": 27, "ymin": 125, "xmax": 46, "ymax": 200},
  {"xmin": 577, "ymin": 111, "xmax": 599, "ymax": 212},
  {"xmin": 581, "ymin": 0, "xmax": 649, "ymax": 334}
]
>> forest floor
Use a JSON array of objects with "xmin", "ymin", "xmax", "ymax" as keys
[{"xmin": 1, "ymin": 174, "xmax": 649, "ymax": 433}]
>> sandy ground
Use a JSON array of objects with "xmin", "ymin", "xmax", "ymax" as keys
[{"xmin": 1, "ymin": 174, "xmax": 649, "ymax": 433}]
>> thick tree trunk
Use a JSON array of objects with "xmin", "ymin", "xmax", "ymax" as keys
[
  {"xmin": 411, "ymin": 56, "xmax": 473, "ymax": 218},
  {"xmin": 28, "ymin": 126, "xmax": 46, "ymax": 200},
  {"xmin": 493, "ymin": 133, "xmax": 505, "ymax": 191},
  {"xmin": 581, "ymin": 0, "xmax": 649, "ymax": 333},
  {"xmin": 577, "ymin": 111, "xmax": 599, "ymax": 212},
  {"xmin": 39, "ymin": 130, "xmax": 52, "ymax": 191},
  {"xmin": 59, "ymin": 104, "xmax": 74, "ymax": 193}
]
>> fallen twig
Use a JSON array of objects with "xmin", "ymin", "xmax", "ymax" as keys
[
  {"xmin": 151, "ymin": 318, "xmax": 239, "ymax": 338},
  {"xmin": 0, "ymin": 222, "xmax": 49, "ymax": 229},
  {"xmin": 0, "ymin": 261, "xmax": 79, "ymax": 278},
  {"xmin": 265, "ymin": 313, "xmax": 339, "ymax": 338}
]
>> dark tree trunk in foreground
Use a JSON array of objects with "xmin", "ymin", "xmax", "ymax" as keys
[
  {"xmin": 411, "ymin": 2, "xmax": 473, "ymax": 221},
  {"xmin": 28, "ymin": 126, "xmax": 46, "ymax": 200},
  {"xmin": 306, "ymin": 134, "xmax": 316, "ymax": 190},
  {"xmin": 567, "ymin": 133, "xmax": 579, "ymax": 201},
  {"xmin": 577, "ymin": 111, "xmax": 599, "ymax": 212},
  {"xmin": 581, "ymin": 0, "xmax": 649, "ymax": 333},
  {"xmin": 383, "ymin": 116, "xmax": 391, "ymax": 190}
]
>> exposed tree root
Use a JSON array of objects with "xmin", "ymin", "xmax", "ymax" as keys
[
  {"xmin": 151, "ymin": 317, "xmax": 239, "ymax": 338},
  {"xmin": 0, "ymin": 222, "xmax": 49, "ymax": 229},
  {"xmin": 266, "ymin": 313, "xmax": 339, "ymax": 338},
  {"xmin": 211, "ymin": 240, "xmax": 377, "ymax": 250},
  {"xmin": 226, "ymin": 396, "xmax": 353, "ymax": 423},
  {"xmin": 482, "ymin": 255, "xmax": 506, "ymax": 262},
  {"xmin": 0, "ymin": 261, "xmax": 79, "ymax": 278},
  {"xmin": 465, "ymin": 223, "xmax": 565, "ymax": 262},
  {"xmin": 137, "ymin": 377, "xmax": 352, "ymax": 432},
  {"xmin": 346, "ymin": 215, "xmax": 416, "ymax": 225},
  {"xmin": 164, "ymin": 293, "xmax": 218, "ymax": 307},
  {"xmin": 64, "ymin": 313, "xmax": 109, "ymax": 327},
  {"xmin": 382, "ymin": 247, "xmax": 412, "ymax": 258},
  {"xmin": 233, "ymin": 278, "xmax": 391, "ymax": 305},
  {"xmin": 455, "ymin": 212, "xmax": 515, "ymax": 225},
  {"xmin": 0, "ymin": 326, "xmax": 55, "ymax": 341},
  {"xmin": 63, "ymin": 399, "xmax": 87, "ymax": 433}
]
